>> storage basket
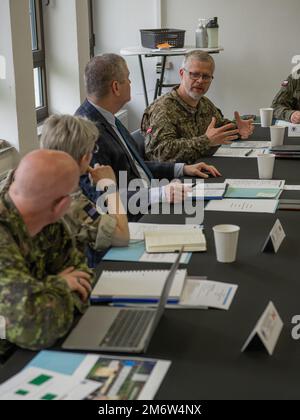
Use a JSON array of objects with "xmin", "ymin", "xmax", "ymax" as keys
[{"xmin": 140, "ymin": 28, "xmax": 185, "ymax": 49}]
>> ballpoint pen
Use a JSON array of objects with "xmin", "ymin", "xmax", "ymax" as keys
[{"xmin": 245, "ymin": 149, "xmax": 253, "ymax": 157}]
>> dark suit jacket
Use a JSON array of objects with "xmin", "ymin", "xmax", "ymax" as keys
[{"xmin": 75, "ymin": 100, "xmax": 175, "ymax": 190}]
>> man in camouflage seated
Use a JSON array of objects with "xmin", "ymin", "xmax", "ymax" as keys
[
  {"xmin": 141, "ymin": 50, "xmax": 254, "ymax": 164},
  {"xmin": 0, "ymin": 150, "xmax": 93, "ymax": 353},
  {"xmin": 271, "ymin": 73, "xmax": 300, "ymax": 124}
]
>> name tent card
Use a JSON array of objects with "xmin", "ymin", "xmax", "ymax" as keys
[
  {"xmin": 241, "ymin": 301, "xmax": 283, "ymax": 356},
  {"xmin": 288, "ymin": 125, "xmax": 300, "ymax": 137},
  {"xmin": 261, "ymin": 219, "xmax": 286, "ymax": 253}
]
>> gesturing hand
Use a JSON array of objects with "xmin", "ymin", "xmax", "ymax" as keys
[
  {"xmin": 206, "ymin": 117, "xmax": 239, "ymax": 146},
  {"xmin": 234, "ymin": 111, "xmax": 254, "ymax": 139}
]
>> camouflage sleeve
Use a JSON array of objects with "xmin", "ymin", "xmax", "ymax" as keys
[
  {"xmin": 64, "ymin": 192, "xmax": 117, "ymax": 252},
  {"xmin": 142, "ymin": 108, "xmax": 210, "ymax": 164},
  {"xmin": 142, "ymin": 100, "xmax": 231, "ymax": 164},
  {"xmin": 0, "ymin": 227, "xmax": 76, "ymax": 351},
  {"xmin": 271, "ymin": 75, "xmax": 298, "ymax": 121},
  {"xmin": 55, "ymin": 221, "xmax": 95, "ymax": 313}
]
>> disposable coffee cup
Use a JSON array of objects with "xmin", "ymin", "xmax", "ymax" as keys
[
  {"xmin": 213, "ymin": 224, "xmax": 240, "ymax": 263},
  {"xmin": 260, "ymin": 108, "xmax": 274, "ymax": 127},
  {"xmin": 270, "ymin": 125, "xmax": 285, "ymax": 147},
  {"xmin": 257, "ymin": 153, "xmax": 275, "ymax": 179}
]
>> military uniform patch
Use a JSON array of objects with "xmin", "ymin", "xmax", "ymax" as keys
[{"xmin": 0, "ymin": 316, "xmax": 6, "ymax": 340}]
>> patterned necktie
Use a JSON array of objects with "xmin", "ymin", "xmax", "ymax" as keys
[{"xmin": 115, "ymin": 117, "xmax": 153, "ymax": 180}]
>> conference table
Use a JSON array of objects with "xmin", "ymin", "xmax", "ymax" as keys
[{"xmin": 1, "ymin": 126, "xmax": 300, "ymax": 399}]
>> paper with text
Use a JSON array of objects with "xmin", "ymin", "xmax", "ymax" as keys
[
  {"xmin": 180, "ymin": 279, "xmax": 238, "ymax": 310},
  {"xmin": 129, "ymin": 222, "xmax": 201, "ymax": 241},
  {"xmin": 225, "ymin": 179, "xmax": 285, "ymax": 189},
  {"xmin": 231, "ymin": 141, "xmax": 270, "ymax": 149},
  {"xmin": 205, "ymin": 198, "xmax": 278, "ymax": 213}
]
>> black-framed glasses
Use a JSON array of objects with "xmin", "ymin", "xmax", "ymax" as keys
[{"xmin": 183, "ymin": 68, "xmax": 214, "ymax": 82}]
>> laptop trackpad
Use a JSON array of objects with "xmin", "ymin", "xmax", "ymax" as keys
[{"xmin": 63, "ymin": 306, "xmax": 120, "ymax": 350}]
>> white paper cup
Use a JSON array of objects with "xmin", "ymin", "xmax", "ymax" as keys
[
  {"xmin": 257, "ymin": 153, "xmax": 275, "ymax": 179},
  {"xmin": 260, "ymin": 108, "xmax": 274, "ymax": 127},
  {"xmin": 213, "ymin": 224, "xmax": 240, "ymax": 263},
  {"xmin": 270, "ymin": 125, "xmax": 285, "ymax": 147}
]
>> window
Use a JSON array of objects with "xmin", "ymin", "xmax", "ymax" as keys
[
  {"xmin": 88, "ymin": 0, "xmax": 95, "ymax": 58},
  {"xmin": 29, "ymin": 0, "xmax": 48, "ymax": 123}
]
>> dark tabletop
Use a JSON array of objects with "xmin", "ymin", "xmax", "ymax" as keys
[{"xmin": 1, "ymin": 126, "xmax": 300, "ymax": 400}]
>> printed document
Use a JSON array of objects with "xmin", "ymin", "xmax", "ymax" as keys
[
  {"xmin": 205, "ymin": 198, "xmax": 278, "ymax": 213},
  {"xmin": 180, "ymin": 279, "xmax": 238, "ymax": 310},
  {"xmin": 225, "ymin": 179, "xmax": 285, "ymax": 189},
  {"xmin": 0, "ymin": 351, "xmax": 171, "ymax": 400},
  {"xmin": 129, "ymin": 222, "xmax": 202, "ymax": 241}
]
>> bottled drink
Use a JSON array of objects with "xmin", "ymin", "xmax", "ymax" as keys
[
  {"xmin": 207, "ymin": 17, "xmax": 219, "ymax": 48},
  {"xmin": 195, "ymin": 19, "xmax": 208, "ymax": 48}
]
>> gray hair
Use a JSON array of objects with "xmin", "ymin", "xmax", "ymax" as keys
[
  {"xmin": 85, "ymin": 54, "xmax": 128, "ymax": 99},
  {"xmin": 182, "ymin": 50, "xmax": 215, "ymax": 72},
  {"xmin": 40, "ymin": 114, "xmax": 99, "ymax": 162}
]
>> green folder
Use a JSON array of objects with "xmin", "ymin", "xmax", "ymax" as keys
[{"xmin": 224, "ymin": 186, "xmax": 282, "ymax": 199}]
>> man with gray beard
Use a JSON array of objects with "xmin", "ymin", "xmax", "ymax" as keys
[{"xmin": 142, "ymin": 50, "xmax": 254, "ymax": 164}]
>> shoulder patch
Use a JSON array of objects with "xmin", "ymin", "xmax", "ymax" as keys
[{"xmin": 281, "ymin": 80, "xmax": 289, "ymax": 87}]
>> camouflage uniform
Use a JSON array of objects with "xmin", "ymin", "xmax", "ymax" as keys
[
  {"xmin": 0, "ymin": 187, "xmax": 94, "ymax": 351},
  {"xmin": 64, "ymin": 190, "xmax": 117, "ymax": 252},
  {"xmin": 272, "ymin": 74, "xmax": 300, "ymax": 121},
  {"xmin": 1, "ymin": 171, "xmax": 117, "ymax": 253},
  {"xmin": 141, "ymin": 86, "xmax": 231, "ymax": 164}
]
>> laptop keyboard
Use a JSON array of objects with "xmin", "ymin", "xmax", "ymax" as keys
[{"xmin": 100, "ymin": 309, "xmax": 154, "ymax": 349}]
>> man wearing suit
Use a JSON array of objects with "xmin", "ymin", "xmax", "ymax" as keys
[{"xmin": 75, "ymin": 54, "xmax": 220, "ymax": 211}]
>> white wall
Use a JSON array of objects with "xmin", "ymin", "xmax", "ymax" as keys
[
  {"xmin": 93, "ymin": 0, "xmax": 300, "ymax": 128},
  {"xmin": 43, "ymin": 0, "xmax": 90, "ymax": 114},
  {"xmin": 162, "ymin": 0, "xmax": 300, "ymax": 118},
  {"xmin": 0, "ymin": 0, "xmax": 37, "ymax": 163},
  {"xmin": 93, "ymin": 0, "xmax": 161, "ymax": 131}
]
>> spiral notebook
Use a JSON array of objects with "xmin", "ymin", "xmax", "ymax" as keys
[{"xmin": 91, "ymin": 269, "xmax": 187, "ymax": 304}]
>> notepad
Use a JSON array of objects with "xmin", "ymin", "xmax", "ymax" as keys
[
  {"xmin": 144, "ymin": 229, "xmax": 207, "ymax": 253},
  {"xmin": 91, "ymin": 269, "xmax": 187, "ymax": 303}
]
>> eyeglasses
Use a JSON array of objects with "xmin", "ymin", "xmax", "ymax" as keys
[{"xmin": 183, "ymin": 68, "xmax": 214, "ymax": 82}]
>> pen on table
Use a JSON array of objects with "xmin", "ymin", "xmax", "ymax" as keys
[
  {"xmin": 223, "ymin": 182, "xmax": 229, "ymax": 197},
  {"xmin": 245, "ymin": 149, "xmax": 253, "ymax": 157}
]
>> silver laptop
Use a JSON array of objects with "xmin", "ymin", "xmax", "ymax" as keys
[{"xmin": 62, "ymin": 249, "xmax": 183, "ymax": 353}]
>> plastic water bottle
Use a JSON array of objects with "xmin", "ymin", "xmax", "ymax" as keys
[
  {"xmin": 207, "ymin": 17, "xmax": 219, "ymax": 48},
  {"xmin": 195, "ymin": 19, "xmax": 208, "ymax": 48}
]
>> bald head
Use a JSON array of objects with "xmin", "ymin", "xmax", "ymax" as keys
[{"xmin": 10, "ymin": 150, "xmax": 79, "ymax": 213}]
